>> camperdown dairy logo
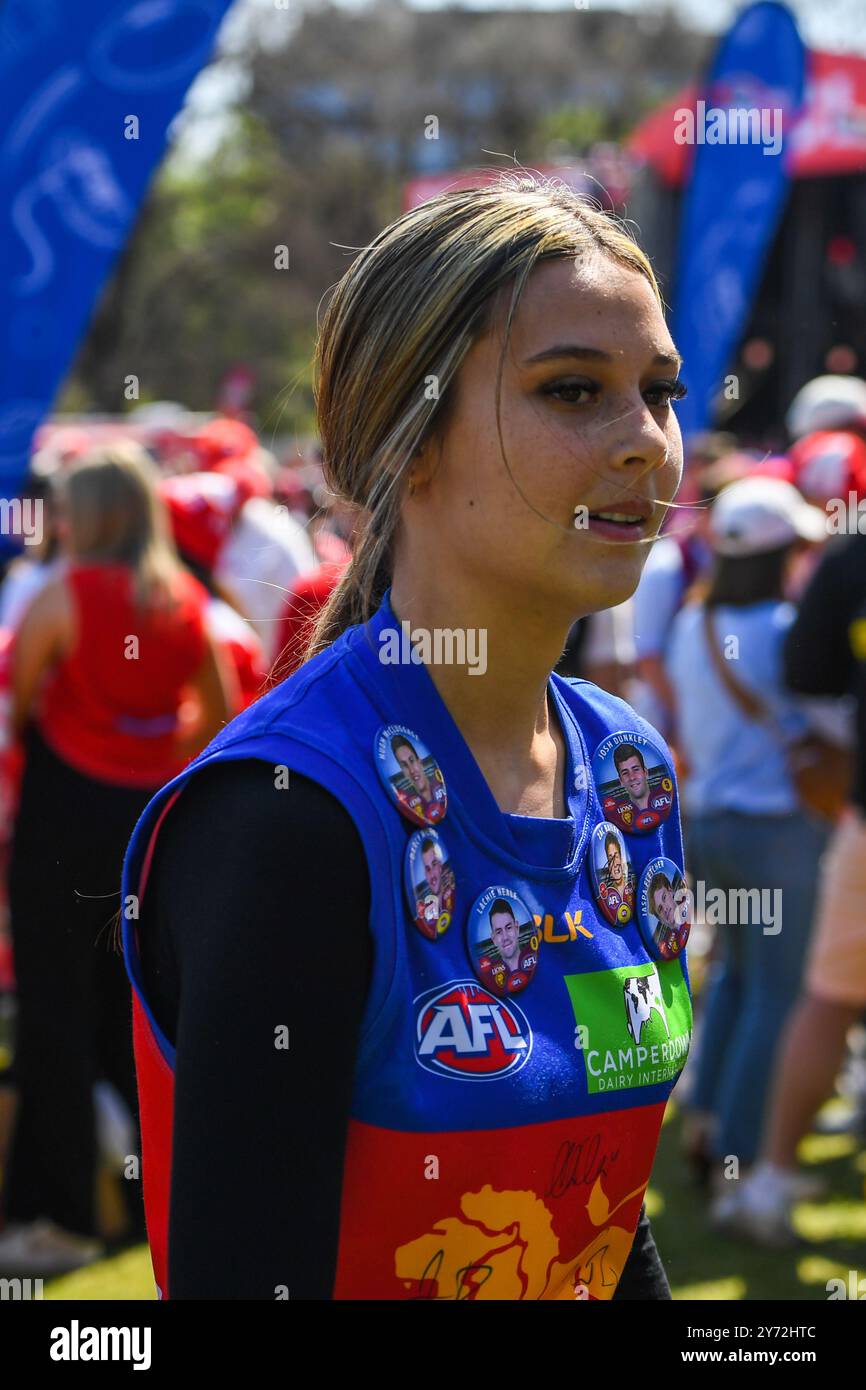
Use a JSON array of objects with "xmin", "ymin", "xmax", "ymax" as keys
[
  {"xmin": 565, "ymin": 960, "xmax": 692, "ymax": 1095},
  {"xmin": 414, "ymin": 979, "xmax": 532, "ymax": 1080}
]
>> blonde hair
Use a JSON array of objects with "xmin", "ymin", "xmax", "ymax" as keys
[
  {"xmin": 61, "ymin": 440, "xmax": 182, "ymax": 609},
  {"xmin": 307, "ymin": 171, "xmax": 661, "ymax": 659}
]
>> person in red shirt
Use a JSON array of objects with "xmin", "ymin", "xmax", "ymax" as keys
[
  {"xmin": 159, "ymin": 472, "xmax": 269, "ymax": 714},
  {"xmin": 271, "ymin": 558, "xmax": 349, "ymax": 679},
  {"xmin": 0, "ymin": 441, "xmax": 230, "ymax": 1273}
]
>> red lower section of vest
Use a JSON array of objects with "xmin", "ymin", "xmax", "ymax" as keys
[
  {"xmin": 132, "ymin": 994, "xmax": 174, "ymax": 1300},
  {"xmin": 132, "ymin": 988, "xmax": 667, "ymax": 1300},
  {"xmin": 332, "ymin": 1104, "xmax": 666, "ymax": 1300}
]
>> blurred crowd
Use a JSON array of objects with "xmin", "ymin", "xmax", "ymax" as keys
[
  {"xmin": 0, "ymin": 372, "xmax": 865, "ymax": 1277},
  {"xmin": 559, "ymin": 371, "xmax": 866, "ymax": 1250},
  {"xmin": 0, "ymin": 415, "xmax": 352, "ymax": 1273}
]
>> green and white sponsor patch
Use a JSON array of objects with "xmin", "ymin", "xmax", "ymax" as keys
[{"xmin": 565, "ymin": 959, "xmax": 692, "ymax": 1095}]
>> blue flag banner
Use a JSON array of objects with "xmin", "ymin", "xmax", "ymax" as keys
[
  {"xmin": 0, "ymin": 0, "xmax": 235, "ymax": 499},
  {"xmin": 671, "ymin": 1, "xmax": 806, "ymax": 443}
]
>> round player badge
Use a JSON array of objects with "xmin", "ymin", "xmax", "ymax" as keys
[
  {"xmin": 374, "ymin": 723, "xmax": 447, "ymax": 828},
  {"xmin": 467, "ymin": 886, "xmax": 539, "ymax": 997},
  {"xmin": 637, "ymin": 857, "xmax": 691, "ymax": 962},
  {"xmin": 591, "ymin": 731, "xmax": 675, "ymax": 836},
  {"xmin": 403, "ymin": 828, "xmax": 455, "ymax": 941},
  {"xmin": 588, "ymin": 821, "xmax": 635, "ymax": 927}
]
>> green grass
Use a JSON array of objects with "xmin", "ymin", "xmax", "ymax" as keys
[
  {"xmin": 651, "ymin": 1103, "xmax": 866, "ymax": 1301},
  {"xmin": 46, "ymin": 1245, "xmax": 156, "ymax": 1300},
  {"xmin": 44, "ymin": 1103, "xmax": 866, "ymax": 1301}
]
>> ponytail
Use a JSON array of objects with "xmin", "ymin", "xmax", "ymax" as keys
[{"xmin": 305, "ymin": 514, "xmax": 393, "ymax": 659}]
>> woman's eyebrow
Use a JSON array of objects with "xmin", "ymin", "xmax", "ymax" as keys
[{"xmin": 522, "ymin": 344, "xmax": 684, "ymax": 370}]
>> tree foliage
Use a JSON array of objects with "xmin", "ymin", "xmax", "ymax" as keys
[{"xmin": 63, "ymin": 1, "xmax": 708, "ymax": 436}]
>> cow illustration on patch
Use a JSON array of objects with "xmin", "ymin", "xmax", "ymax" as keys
[
  {"xmin": 591, "ymin": 731, "xmax": 674, "ymax": 835},
  {"xmin": 564, "ymin": 959, "xmax": 692, "ymax": 1095},
  {"xmin": 623, "ymin": 971, "xmax": 670, "ymax": 1045}
]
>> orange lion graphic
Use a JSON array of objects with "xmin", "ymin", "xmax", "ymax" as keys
[{"xmin": 395, "ymin": 1176, "xmax": 646, "ymax": 1300}]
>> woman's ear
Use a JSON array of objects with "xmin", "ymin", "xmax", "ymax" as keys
[{"xmin": 407, "ymin": 432, "xmax": 442, "ymax": 497}]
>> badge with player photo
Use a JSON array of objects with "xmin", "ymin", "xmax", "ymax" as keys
[
  {"xmin": 374, "ymin": 723, "xmax": 447, "ymax": 828},
  {"xmin": 467, "ymin": 886, "xmax": 539, "ymax": 997},
  {"xmin": 403, "ymin": 828, "xmax": 455, "ymax": 941},
  {"xmin": 588, "ymin": 821, "xmax": 635, "ymax": 926},
  {"xmin": 637, "ymin": 856, "xmax": 691, "ymax": 962},
  {"xmin": 591, "ymin": 731, "xmax": 675, "ymax": 835}
]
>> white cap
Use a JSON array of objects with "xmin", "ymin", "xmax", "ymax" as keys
[
  {"xmin": 710, "ymin": 476, "xmax": 827, "ymax": 557},
  {"xmin": 786, "ymin": 375, "xmax": 866, "ymax": 439}
]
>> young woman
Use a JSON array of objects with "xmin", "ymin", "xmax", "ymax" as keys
[
  {"xmin": 0, "ymin": 443, "xmax": 230, "ymax": 1271},
  {"xmin": 123, "ymin": 175, "xmax": 694, "ymax": 1300},
  {"xmin": 666, "ymin": 476, "xmax": 830, "ymax": 1222}
]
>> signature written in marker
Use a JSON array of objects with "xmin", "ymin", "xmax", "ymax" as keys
[
  {"xmin": 545, "ymin": 1133, "xmax": 618, "ymax": 1199},
  {"xmin": 409, "ymin": 1249, "xmax": 494, "ymax": 1300}
]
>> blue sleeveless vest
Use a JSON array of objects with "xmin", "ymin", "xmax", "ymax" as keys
[{"xmin": 123, "ymin": 590, "xmax": 692, "ymax": 1301}]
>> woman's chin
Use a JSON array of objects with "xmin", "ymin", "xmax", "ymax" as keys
[{"xmin": 564, "ymin": 562, "xmax": 644, "ymax": 616}]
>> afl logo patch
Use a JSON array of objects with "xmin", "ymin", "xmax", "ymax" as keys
[{"xmin": 414, "ymin": 980, "xmax": 532, "ymax": 1081}]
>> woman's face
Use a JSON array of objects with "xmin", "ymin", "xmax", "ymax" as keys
[{"xmin": 408, "ymin": 252, "xmax": 684, "ymax": 620}]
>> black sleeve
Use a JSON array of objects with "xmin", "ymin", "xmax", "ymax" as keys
[
  {"xmin": 783, "ymin": 538, "xmax": 863, "ymax": 697},
  {"xmin": 611, "ymin": 1204, "xmax": 671, "ymax": 1301},
  {"xmin": 138, "ymin": 758, "xmax": 372, "ymax": 1300}
]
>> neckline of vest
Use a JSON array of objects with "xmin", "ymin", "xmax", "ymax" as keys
[{"xmin": 345, "ymin": 590, "xmax": 597, "ymax": 880}]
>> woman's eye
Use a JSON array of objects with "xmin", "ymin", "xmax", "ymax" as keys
[
  {"xmin": 542, "ymin": 380, "xmax": 598, "ymax": 405},
  {"xmin": 645, "ymin": 380, "xmax": 688, "ymax": 407},
  {"xmin": 542, "ymin": 378, "xmax": 688, "ymax": 408}
]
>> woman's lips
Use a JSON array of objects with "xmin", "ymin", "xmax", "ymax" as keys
[{"xmin": 583, "ymin": 508, "xmax": 653, "ymax": 542}]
